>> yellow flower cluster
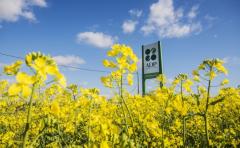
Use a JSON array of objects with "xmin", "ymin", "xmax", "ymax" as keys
[
  {"xmin": 4, "ymin": 60, "xmax": 22, "ymax": 75},
  {"xmin": 8, "ymin": 72, "xmax": 36, "ymax": 97},
  {"xmin": 0, "ymin": 49, "xmax": 239, "ymax": 147},
  {"xmin": 193, "ymin": 59, "xmax": 228, "ymax": 80},
  {"xmin": 5, "ymin": 52, "xmax": 66, "ymax": 98},
  {"xmin": 25, "ymin": 52, "xmax": 66, "ymax": 86},
  {"xmin": 101, "ymin": 44, "xmax": 138, "ymax": 88}
]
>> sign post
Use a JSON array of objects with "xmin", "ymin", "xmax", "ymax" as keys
[{"xmin": 142, "ymin": 41, "xmax": 163, "ymax": 95}]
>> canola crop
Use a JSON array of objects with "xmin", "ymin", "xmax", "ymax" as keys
[{"xmin": 0, "ymin": 44, "xmax": 239, "ymax": 147}]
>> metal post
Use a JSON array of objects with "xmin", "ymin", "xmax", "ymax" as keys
[
  {"xmin": 142, "ymin": 79, "xmax": 145, "ymax": 96},
  {"xmin": 158, "ymin": 41, "xmax": 163, "ymax": 88},
  {"xmin": 142, "ymin": 45, "xmax": 146, "ymax": 96}
]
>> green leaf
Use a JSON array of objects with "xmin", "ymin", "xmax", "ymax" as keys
[{"xmin": 209, "ymin": 98, "xmax": 224, "ymax": 106}]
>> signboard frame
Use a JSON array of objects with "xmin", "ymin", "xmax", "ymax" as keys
[{"xmin": 142, "ymin": 41, "xmax": 163, "ymax": 95}]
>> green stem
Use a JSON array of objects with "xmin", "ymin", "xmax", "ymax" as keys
[
  {"xmin": 119, "ymin": 74, "xmax": 129, "ymax": 129},
  {"xmin": 120, "ymin": 100, "xmax": 128, "ymax": 128},
  {"xmin": 204, "ymin": 77, "xmax": 212, "ymax": 147},
  {"xmin": 57, "ymin": 123, "xmax": 67, "ymax": 146},
  {"xmin": 162, "ymin": 116, "xmax": 165, "ymax": 148},
  {"xmin": 22, "ymin": 84, "xmax": 36, "ymax": 148},
  {"xmin": 121, "ymin": 96, "xmax": 134, "ymax": 127},
  {"xmin": 120, "ymin": 74, "xmax": 137, "ymax": 145},
  {"xmin": 120, "ymin": 74, "xmax": 134, "ymax": 127},
  {"xmin": 88, "ymin": 97, "xmax": 93, "ymax": 148},
  {"xmin": 204, "ymin": 114, "xmax": 209, "ymax": 147},
  {"xmin": 183, "ymin": 117, "xmax": 186, "ymax": 147},
  {"xmin": 30, "ymin": 123, "xmax": 46, "ymax": 147},
  {"xmin": 181, "ymin": 80, "xmax": 186, "ymax": 147}
]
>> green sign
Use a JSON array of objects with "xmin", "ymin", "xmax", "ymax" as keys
[{"xmin": 142, "ymin": 41, "xmax": 163, "ymax": 95}]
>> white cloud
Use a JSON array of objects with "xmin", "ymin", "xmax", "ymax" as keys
[
  {"xmin": 0, "ymin": 0, "xmax": 47, "ymax": 22},
  {"xmin": 121, "ymin": 9, "xmax": 142, "ymax": 34},
  {"xmin": 188, "ymin": 5, "xmax": 199, "ymax": 19},
  {"xmin": 129, "ymin": 9, "xmax": 142, "ymax": 18},
  {"xmin": 141, "ymin": 0, "xmax": 202, "ymax": 38},
  {"xmin": 122, "ymin": 20, "xmax": 138, "ymax": 34},
  {"xmin": 76, "ymin": 32, "xmax": 117, "ymax": 49},
  {"xmin": 30, "ymin": 0, "xmax": 47, "ymax": 7},
  {"xmin": 21, "ymin": 11, "xmax": 36, "ymax": 21},
  {"xmin": 204, "ymin": 14, "xmax": 217, "ymax": 22},
  {"xmin": 53, "ymin": 55, "xmax": 86, "ymax": 66},
  {"xmin": 223, "ymin": 57, "xmax": 240, "ymax": 65}
]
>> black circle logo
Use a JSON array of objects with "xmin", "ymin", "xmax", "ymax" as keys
[{"xmin": 145, "ymin": 48, "xmax": 157, "ymax": 62}]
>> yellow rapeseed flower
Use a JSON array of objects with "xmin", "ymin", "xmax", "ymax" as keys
[
  {"xmin": 221, "ymin": 79, "xmax": 229, "ymax": 86},
  {"xmin": 8, "ymin": 72, "xmax": 36, "ymax": 97},
  {"xmin": 51, "ymin": 101, "xmax": 60, "ymax": 115},
  {"xmin": 127, "ymin": 74, "xmax": 133, "ymax": 86},
  {"xmin": 4, "ymin": 60, "xmax": 23, "ymax": 75},
  {"xmin": 128, "ymin": 63, "xmax": 137, "ymax": 73}
]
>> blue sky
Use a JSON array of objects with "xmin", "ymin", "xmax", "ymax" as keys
[{"xmin": 0, "ymin": 0, "xmax": 240, "ymax": 95}]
